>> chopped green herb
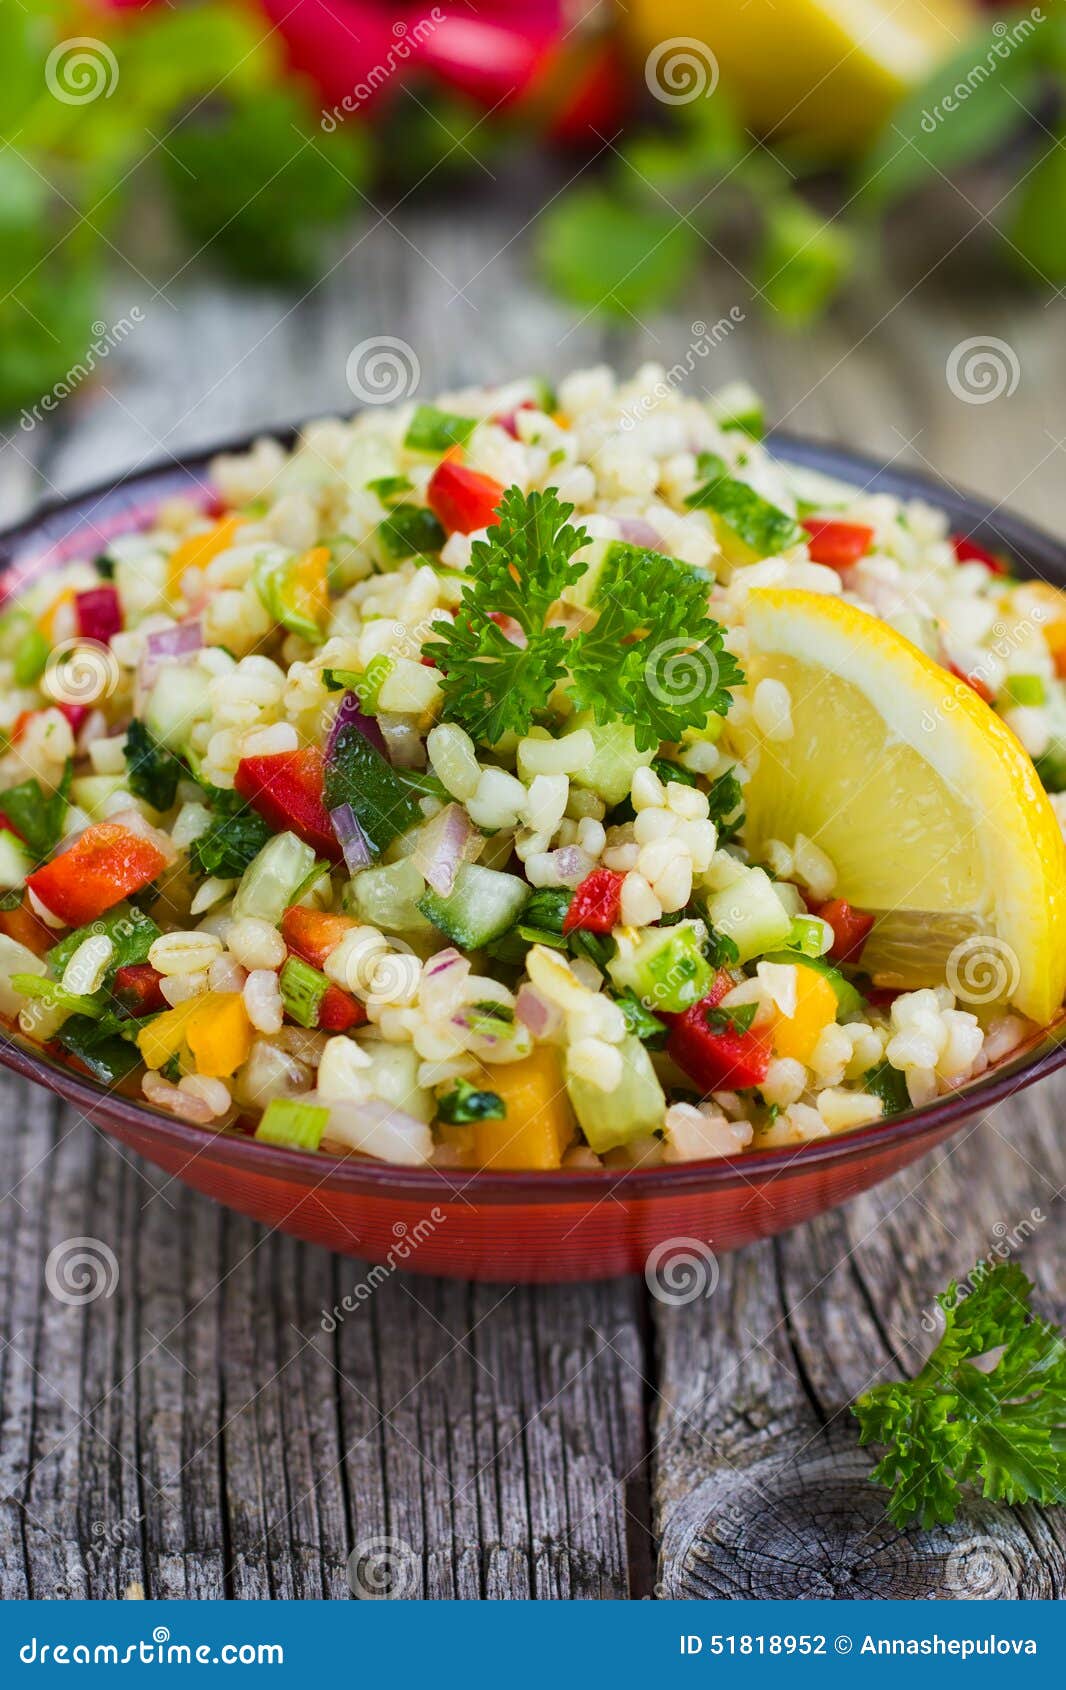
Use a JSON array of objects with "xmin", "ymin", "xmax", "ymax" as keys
[
  {"xmin": 323, "ymin": 721, "xmax": 422, "ymax": 856},
  {"xmin": 125, "ymin": 719, "xmax": 183, "ymax": 812},
  {"xmin": 404, "ymin": 403, "xmax": 477, "ymax": 454},
  {"xmin": 853, "ymin": 1261, "xmax": 1066, "ymax": 1529},
  {"xmin": 94, "ymin": 554, "xmax": 116, "ymax": 579},
  {"xmin": 862, "ymin": 1060, "xmax": 911, "ymax": 1117},
  {"xmin": 651, "ymin": 756, "xmax": 698, "ymax": 789},
  {"xmin": 436, "ymin": 1077, "xmax": 506, "ymax": 1124},
  {"xmin": 47, "ymin": 904, "xmax": 160, "ymax": 979},
  {"xmin": 705, "ymin": 1001, "xmax": 758, "ymax": 1036},
  {"xmin": 377, "ymin": 505, "xmax": 446, "ymax": 561},
  {"xmin": 615, "ymin": 987, "xmax": 669, "ymax": 1048},
  {"xmin": 188, "ymin": 786, "xmax": 273, "ymax": 880},
  {"xmin": 706, "ymin": 768, "xmax": 745, "ymax": 844},
  {"xmin": 57, "ymin": 1014, "xmax": 142, "ymax": 1084},
  {"xmin": 0, "ymin": 765, "xmax": 71, "ymax": 861}
]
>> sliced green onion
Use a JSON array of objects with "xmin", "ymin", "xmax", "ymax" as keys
[
  {"xmin": 13, "ymin": 624, "xmax": 49, "ymax": 687},
  {"xmin": 366, "ymin": 474, "xmax": 413, "ymax": 504},
  {"xmin": 255, "ymin": 1097, "xmax": 329, "ymax": 1149},
  {"xmin": 279, "ymin": 956, "xmax": 329, "ymax": 1028},
  {"xmin": 787, "ymin": 914, "xmax": 831, "ymax": 958},
  {"xmin": 1001, "ymin": 673, "xmax": 1046, "ymax": 709}
]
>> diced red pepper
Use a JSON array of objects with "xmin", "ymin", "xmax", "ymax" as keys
[
  {"xmin": 234, "ymin": 749, "xmax": 341, "ymax": 861},
  {"xmin": 952, "ymin": 533, "xmax": 1008, "ymax": 575},
  {"xmin": 26, "ymin": 823, "xmax": 169, "ymax": 926},
  {"xmin": 0, "ymin": 811, "xmax": 23, "ymax": 842},
  {"xmin": 666, "ymin": 974, "xmax": 772, "ymax": 1093},
  {"xmin": 816, "ymin": 898, "xmax": 875, "ymax": 966},
  {"xmin": 281, "ymin": 905, "xmax": 356, "ymax": 971},
  {"xmin": 0, "ymin": 894, "xmax": 55, "ymax": 957},
  {"xmin": 947, "ymin": 659, "xmax": 994, "ymax": 706},
  {"xmin": 318, "ymin": 981, "xmax": 367, "ymax": 1033},
  {"xmin": 864, "ymin": 985, "xmax": 900, "ymax": 1011},
  {"xmin": 427, "ymin": 459, "xmax": 506, "ymax": 535},
  {"xmin": 113, "ymin": 963, "xmax": 168, "ymax": 1017},
  {"xmin": 56, "ymin": 701, "xmax": 90, "ymax": 735},
  {"xmin": 75, "ymin": 585, "xmax": 123, "ymax": 644},
  {"xmin": 562, "ymin": 867, "xmax": 626, "ymax": 934},
  {"xmin": 802, "ymin": 519, "xmax": 874, "ymax": 569},
  {"xmin": 494, "ymin": 399, "xmax": 537, "ymax": 439}
]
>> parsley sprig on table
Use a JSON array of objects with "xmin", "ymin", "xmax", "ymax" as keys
[
  {"xmin": 852, "ymin": 1262, "xmax": 1066, "ymax": 1529},
  {"xmin": 423, "ymin": 487, "xmax": 742, "ymax": 750}
]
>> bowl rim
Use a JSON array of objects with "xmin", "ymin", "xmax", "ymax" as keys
[{"xmin": 3, "ymin": 421, "xmax": 1065, "ymax": 1205}]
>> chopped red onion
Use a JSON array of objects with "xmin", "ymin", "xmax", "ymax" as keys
[
  {"xmin": 140, "ymin": 619, "xmax": 203, "ymax": 687},
  {"xmin": 329, "ymin": 803, "xmax": 373, "ymax": 874},
  {"xmin": 326, "ymin": 692, "xmax": 387, "ymax": 760},
  {"xmin": 412, "ymin": 803, "xmax": 479, "ymax": 897},
  {"xmin": 425, "ymin": 946, "xmax": 465, "ymax": 978},
  {"xmin": 516, "ymin": 984, "xmax": 562, "ymax": 1041},
  {"xmin": 616, "ymin": 517, "xmax": 662, "ymax": 548}
]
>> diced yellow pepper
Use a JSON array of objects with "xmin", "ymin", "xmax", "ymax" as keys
[
  {"xmin": 137, "ymin": 997, "xmax": 200, "ymax": 1070},
  {"xmin": 289, "ymin": 546, "xmax": 330, "ymax": 634},
  {"xmin": 166, "ymin": 515, "xmax": 242, "ymax": 598},
  {"xmin": 437, "ymin": 1124, "xmax": 477, "ymax": 1167},
  {"xmin": 184, "ymin": 992, "xmax": 253, "ymax": 1078},
  {"xmin": 469, "ymin": 1048, "xmax": 576, "ymax": 1171},
  {"xmin": 770, "ymin": 967, "xmax": 838, "ymax": 1065},
  {"xmin": 39, "ymin": 587, "xmax": 74, "ymax": 642}
]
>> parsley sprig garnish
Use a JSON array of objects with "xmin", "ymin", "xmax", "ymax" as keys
[
  {"xmin": 852, "ymin": 1262, "xmax": 1066, "ymax": 1529},
  {"xmin": 423, "ymin": 486, "xmax": 743, "ymax": 750}
]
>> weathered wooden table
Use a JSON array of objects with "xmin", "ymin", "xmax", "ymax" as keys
[{"xmin": 1, "ymin": 169, "xmax": 1064, "ymax": 1599}]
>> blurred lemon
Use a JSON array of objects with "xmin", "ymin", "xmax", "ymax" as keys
[{"xmin": 623, "ymin": 0, "xmax": 976, "ymax": 154}]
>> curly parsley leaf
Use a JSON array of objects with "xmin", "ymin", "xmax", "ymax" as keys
[
  {"xmin": 425, "ymin": 494, "xmax": 742, "ymax": 751},
  {"xmin": 189, "ymin": 786, "xmax": 273, "ymax": 880},
  {"xmin": 0, "ymin": 765, "xmax": 71, "ymax": 862},
  {"xmin": 852, "ymin": 1261, "xmax": 1066, "ymax": 1529}
]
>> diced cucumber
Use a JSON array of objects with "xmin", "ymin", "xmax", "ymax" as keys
[
  {"xmin": 608, "ymin": 920, "xmax": 713, "ymax": 1014},
  {"xmin": 145, "ymin": 662, "xmax": 213, "ymax": 754},
  {"xmin": 345, "ymin": 858, "xmax": 434, "ymax": 934},
  {"xmin": 562, "ymin": 537, "xmax": 614, "ymax": 610},
  {"xmin": 0, "ymin": 829, "xmax": 33, "ymax": 891},
  {"xmin": 565, "ymin": 1035, "xmax": 665, "ymax": 1153},
  {"xmin": 232, "ymin": 830, "xmax": 318, "ymax": 924},
  {"xmin": 763, "ymin": 951, "xmax": 865, "ymax": 1019},
  {"xmin": 360, "ymin": 1040, "xmax": 434, "ymax": 1123},
  {"xmin": 69, "ymin": 775, "xmax": 128, "ymax": 819},
  {"xmin": 417, "ymin": 863, "xmax": 530, "ymax": 948},
  {"xmin": 566, "ymin": 711, "xmax": 654, "ymax": 806},
  {"xmin": 708, "ymin": 380, "xmax": 765, "ymax": 440},
  {"xmin": 704, "ymin": 867, "xmax": 793, "ymax": 963}
]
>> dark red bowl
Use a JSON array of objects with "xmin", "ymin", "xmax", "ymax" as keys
[{"xmin": 3, "ymin": 428, "xmax": 1065, "ymax": 1281}]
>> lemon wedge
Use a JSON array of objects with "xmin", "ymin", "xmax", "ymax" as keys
[
  {"xmin": 737, "ymin": 589, "xmax": 1066, "ymax": 1025},
  {"xmin": 624, "ymin": 0, "xmax": 974, "ymax": 152}
]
